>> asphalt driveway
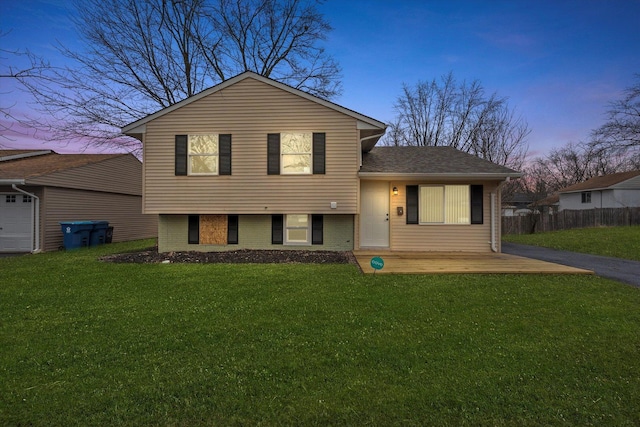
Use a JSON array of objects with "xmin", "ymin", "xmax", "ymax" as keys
[{"xmin": 502, "ymin": 242, "xmax": 640, "ymax": 288}]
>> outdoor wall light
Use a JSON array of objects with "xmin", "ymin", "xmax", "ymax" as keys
[{"xmin": 393, "ymin": 186, "xmax": 398, "ymax": 196}]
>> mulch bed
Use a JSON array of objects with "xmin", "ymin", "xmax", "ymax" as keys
[{"xmin": 100, "ymin": 247, "xmax": 358, "ymax": 265}]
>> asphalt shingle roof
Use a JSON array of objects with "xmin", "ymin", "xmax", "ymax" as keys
[
  {"xmin": 360, "ymin": 146, "xmax": 520, "ymax": 175},
  {"xmin": 559, "ymin": 170, "xmax": 640, "ymax": 192},
  {"xmin": 0, "ymin": 150, "xmax": 125, "ymax": 180}
]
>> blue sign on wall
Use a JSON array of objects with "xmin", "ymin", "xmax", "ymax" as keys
[{"xmin": 370, "ymin": 256, "xmax": 384, "ymax": 271}]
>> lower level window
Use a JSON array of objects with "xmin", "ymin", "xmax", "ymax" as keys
[
  {"xmin": 285, "ymin": 214, "xmax": 309, "ymax": 244},
  {"xmin": 581, "ymin": 191, "xmax": 591, "ymax": 203}
]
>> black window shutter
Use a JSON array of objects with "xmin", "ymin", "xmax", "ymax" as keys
[
  {"xmin": 406, "ymin": 185, "xmax": 419, "ymax": 224},
  {"xmin": 175, "ymin": 135, "xmax": 188, "ymax": 176},
  {"xmin": 267, "ymin": 134, "xmax": 280, "ymax": 175},
  {"xmin": 188, "ymin": 215, "xmax": 199, "ymax": 244},
  {"xmin": 227, "ymin": 215, "xmax": 238, "ymax": 244},
  {"xmin": 219, "ymin": 134, "xmax": 232, "ymax": 175},
  {"xmin": 271, "ymin": 214, "xmax": 283, "ymax": 244},
  {"xmin": 311, "ymin": 214, "xmax": 323, "ymax": 245},
  {"xmin": 312, "ymin": 133, "xmax": 326, "ymax": 174},
  {"xmin": 470, "ymin": 185, "xmax": 484, "ymax": 224}
]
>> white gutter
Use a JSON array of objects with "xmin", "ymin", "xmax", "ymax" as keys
[
  {"xmin": 358, "ymin": 172, "xmax": 523, "ymax": 180},
  {"xmin": 11, "ymin": 184, "xmax": 41, "ymax": 253},
  {"xmin": 490, "ymin": 178, "xmax": 511, "ymax": 252}
]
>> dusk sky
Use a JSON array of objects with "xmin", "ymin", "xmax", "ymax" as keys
[{"xmin": 1, "ymin": 0, "xmax": 639, "ymax": 160}]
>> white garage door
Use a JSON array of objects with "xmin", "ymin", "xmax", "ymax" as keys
[{"xmin": 0, "ymin": 194, "xmax": 33, "ymax": 252}]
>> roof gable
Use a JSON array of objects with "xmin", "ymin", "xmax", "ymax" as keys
[
  {"xmin": 122, "ymin": 71, "xmax": 386, "ymax": 135},
  {"xmin": 559, "ymin": 170, "xmax": 640, "ymax": 193},
  {"xmin": 359, "ymin": 146, "xmax": 521, "ymax": 178}
]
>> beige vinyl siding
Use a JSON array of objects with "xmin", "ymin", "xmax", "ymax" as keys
[
  {"xmin": 28, "ymin": 155, "xmax": 142, "ymax": 195},
  {"xmin": 159, "ymin": 214, "xmax": 354, "ymax": 252},
  {"xmin": 41, "ymin": 187, "xmax": 156, "ymax": 251},
  {"xmin": 143, "ymin": 78, "xmax": 359, "ymax": 215},
  {"xmin": 384, "ymin": 181, "xmax": 500, "ymax": 252}
]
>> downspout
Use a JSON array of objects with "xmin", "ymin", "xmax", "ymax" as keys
[
  {"xmin": 11, "ymin": 184, "xmax": 41, "ymax": 253},
  {"xmin": 490, "ymin": 178, "xmax": 510, "ymax": 252},
  {"xmin": 359, "ymin": 134, "xmax": 384, "ymax": 167}
]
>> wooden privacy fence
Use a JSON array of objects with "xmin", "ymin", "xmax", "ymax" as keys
[{"xmin": 502, "ymin": 207, "xmax": 640, "ymax": 235}]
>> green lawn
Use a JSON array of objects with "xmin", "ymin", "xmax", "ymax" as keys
[
  {"xmin": 1, "ymin": 240, "xmax": 639, "ymax": 426},
  {"xmin": 503, "ymin": 225, "xmax": 640, "ymax": 261}
]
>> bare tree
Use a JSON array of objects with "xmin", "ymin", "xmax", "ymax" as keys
[
  {"xmin": 383, "ymin": 72, "xmax": 529, "ymax": 169},
  {"xmin": 590, "ymin": 74, "xmax": 640, "ymax": 162},
  {"xmin": 0, "ymin": 34, "xmax": 49, "ymax": 146},
  {"xmin": 15, "ymin": 0, "xmax": 341, "ymax": 153},
  {"xmin": 518, "ymin": 140, "xmax": 637, "ymax": 210}
]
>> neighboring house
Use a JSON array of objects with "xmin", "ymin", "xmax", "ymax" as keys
[
  {"xmin": 558, "ymin": 171, "xmax": 640, "ymax": 211},
  {"xmin": 532, "ymin": 193, "xmax": 560, "ymax": 214},
  {"xmin": 502, "ymin": 192, "xmax": 534, "ymax": 216},
  {"xmin": 0, "ymin": 150, "xmax": 157, "ymax": 252},
  {"xmin": 122, "ymin": 72, "xmax": 520, "ymax": 254}
]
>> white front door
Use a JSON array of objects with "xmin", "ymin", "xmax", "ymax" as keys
[
  {"xmin": 0, "ymin": 194, "xmax": 33, "ymax": 252},
  {"xmin": 360, "ymin": 181, "xmax": 390, "ymax": 247}
]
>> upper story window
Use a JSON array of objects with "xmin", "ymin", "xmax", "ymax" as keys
[
  {"xmin": 267, "ymin": 133, "xmax": 325, "ymax": 175},
  {"xmin": 281, "ymin": 132, "xmax": 312, "ymax": 174},
  {"xmin": 581, "ymin": 191, "xmax": 591, "ymax": 203},
  {"xmin": 189, "ymin": 134, "xmax": 219, "ymax": 175},
  {"xmin": 175, "ymin": 134, "xmax": 231, "ymax": 176}
]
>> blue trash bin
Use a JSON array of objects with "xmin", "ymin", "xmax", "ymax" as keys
[
  {"xmin": 89, "ymin": 221, "xmax": 110, "ymax": 246},
  {"xmin": 60, "ymin": 221, "xmax": 94, "ymax": 250}
]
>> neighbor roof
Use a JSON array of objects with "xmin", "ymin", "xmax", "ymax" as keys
[
  {"xmin": 359, "ymin": 146, "xmax": 521, "ymax": 178},
  {"xmin": 559, "ymin": 170, "xmax": 640, "ymax": 193},
  {"xmin": 532, "ymin": 193, "xmax": 560, "ymax": 207},
  {"xmin": 0, "ymin": 150, "xmax": 126, "ymax": 180},
  {"xmin": 122, "ymin": 71, "xmax": 387, "ymax": 136}
]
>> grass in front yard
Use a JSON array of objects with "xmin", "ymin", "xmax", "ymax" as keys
[
  {"xmin": 1, "ymin": 240, "xmax": 639, "ymax": 425},
  {"xmin": 503, "ymin": 225, "xmax": 640, "ymax": 261}
]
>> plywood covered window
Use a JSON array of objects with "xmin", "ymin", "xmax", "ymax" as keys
[
  {"xmin": 187, "ymin": 215, "xmax": 238, "ymax": 245},
  {"xmin": 419, "ymin": 185, "xmax": 470, "ymax": 225}
]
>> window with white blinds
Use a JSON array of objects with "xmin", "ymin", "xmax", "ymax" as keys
[{"xmin": 419, "ymin": 185, "xmax": 470, "ymax": 224}]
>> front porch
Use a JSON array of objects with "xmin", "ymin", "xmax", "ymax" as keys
[{"xmin": 353, "ymin": 250, "xmax": 593, "ymax": 275}]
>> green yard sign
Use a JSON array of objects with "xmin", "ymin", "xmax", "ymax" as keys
[{"xmin": 370, "ymin": 256, "xmax": 384, "ymax": 271}]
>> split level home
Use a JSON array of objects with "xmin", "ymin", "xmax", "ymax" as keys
[
  {"xmin": 122, "ymin": 72, "xmax": 521, "ymax": 254},
  {"xmin": 558, "ymin": 170, "xmax": 640, "ymax": 211},
  {"xmin": 0, "ymin": 150, "xmax": 157, "ymax": 252}
]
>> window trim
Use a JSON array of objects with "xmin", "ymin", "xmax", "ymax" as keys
[
  {"xmin": 581, "ymin": 191, "xmax": 592, "ymax": 204},
  {"xmin": 176, "ymin": 134, "xmax": 231, "ymax": 176},
  {"xmin": 267, "ymin": 133, "xmax": 325, "ymax": 175},
  {"xmin": 418, "ymin": 184, "xmax": 471, "ymax": 225},
  {"xmin": 280, "ymin": 132, "xmax": 313, "ymax": 175},
  {"xmin": 188, "ymin": 134, "xmax": 219, "ymax": 176},
  {"xmin": 284, "ymin": 214, "xmax": 310, "ymax": 245}
]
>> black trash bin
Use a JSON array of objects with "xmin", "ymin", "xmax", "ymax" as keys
[
  {"xmin": 105, "ymin": 226, "xmax": 114, "ymax": 244},
  {"xmin": 89, "ymin": 221, "xmax": 109, "ymax": 246}
]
